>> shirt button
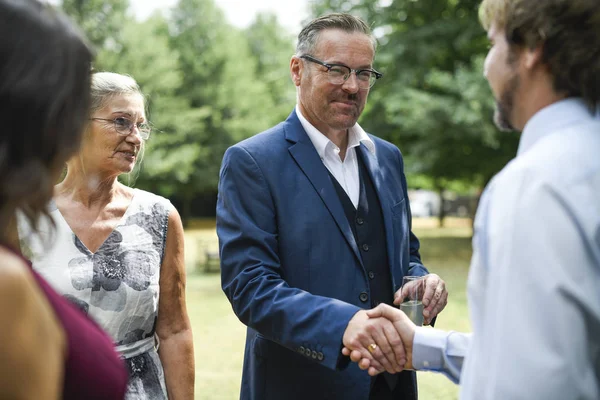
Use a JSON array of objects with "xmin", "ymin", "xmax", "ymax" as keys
[
  {"xmin": 359, "ymin": 292, "xmax": 368, "ymax": 303},
  {"xmin": 362, "ymin": 244, "xmax": 369, "ymax": 251},
  {"xmin": 368, "ymin": 271, "xmax": 375, "ymax": 280},
  {"xmin": 423, "ymin": 361, "xmax": 430, "ymax": 368},
  {"xmin": 356, "ymin": 217, "xmax": 364, "ymax": 225}
]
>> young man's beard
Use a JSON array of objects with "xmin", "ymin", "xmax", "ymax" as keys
[{"xmin": 494, "ymin": 72, "xmax": 520, "ymax": 132}]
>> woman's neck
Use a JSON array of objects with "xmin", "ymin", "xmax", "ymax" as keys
[{"xmin": 56, "ymin": 168, "xmax": 122, "ymax": 208}]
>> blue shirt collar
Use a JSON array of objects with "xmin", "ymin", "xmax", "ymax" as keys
[{"xmin": 518, "ymin": 98, "xmax": 599, "ymax": 156}]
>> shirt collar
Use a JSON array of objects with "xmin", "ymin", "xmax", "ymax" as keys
[
  {"xmin": 518, "ymin": 98, "xmax": 599, "ymax": 156},
  {"xmin": 295, "ymin": 105, "xmax": 376, "ymax": 159}
]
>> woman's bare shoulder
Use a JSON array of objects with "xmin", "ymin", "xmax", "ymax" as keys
[
  {"xmin": 0, "ymin": 248, "xmax": 34, "ymax": 299},
  {"xmin": 0, "ymin": 248, "xmax": 65, "ymax": 400}
]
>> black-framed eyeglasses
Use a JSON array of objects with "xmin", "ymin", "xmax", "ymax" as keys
[
  {"xmin": 90, "ymin": 117, "xmax": 151, "ymax": 140},
  {"xmin": 300, "ymin": 55, "xmax": 383, "ymax": 89}
]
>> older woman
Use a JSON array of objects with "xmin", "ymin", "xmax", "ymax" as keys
[
  {"xmin": 1, "ymin": 1, "xmax": 128, "ymax": 399},
  {"xmin": 20, "ymin": 72, "xmax": 195, "ymax": 399}
]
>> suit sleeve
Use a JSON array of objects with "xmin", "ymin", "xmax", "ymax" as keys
[
  {"xmin": 217, "ymin": 145, "xmax": 360, "ymax": 370},
  {"xmin": 394, "ymin": 146, "xmax": 428, "ymax": 277}
]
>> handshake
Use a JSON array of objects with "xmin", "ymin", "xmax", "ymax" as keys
[{"xmin": 341, "ymin": 273, "xmax": 447, "ymax": 376}]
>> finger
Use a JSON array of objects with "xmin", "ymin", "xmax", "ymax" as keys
[
  {"xmin": 350, "ymin": 349, "xmax": 362, "ymax": 363},
  {"xmin": 361, "ymin": 323, "xmax": 396, "ymax": 373},
  {"xmin": 352, "ymin": 350, "xmax": 385, "ymax": 373},
  {"xmin": 393, "ymin": 287, "xmax": 404, "ymax": 305},
  {"xmin": 370, "ymin": 320, "xmax": 401, "ymax": 373},
  {"xmin": 354, "ymin": 332, "xmax": 389, "ymax": 373},
  {"xmin": 423, "ymin": 281, "xmax": 442, "ymax": 318},
  {"xmin": 396, "ymin": 281, "xmax": 416, "ymax": 304},
  {"xmin": 382, "ymin": 319, "xmax": 406, "ymax": 372},
  {"xmin": 421, "ymin": 275, "xmax": 437, "ymax": 307},
  {"xmin": 368, "ymin": 366, "xmax": 383, "ymax": 376},
  {"xmin": 365, "ymin": 338, "xmax": 395, "ymax": 374},
  {"xmin": 359, "ymin": 353, "xmax": 384, "ymax": 372},
  {"xmin": 426, "ymin": 289, "xmax": 448, "ymax": 325},
  {"xmin": 342, "ymin": 347, "xmax": 351, "ymax": 357},
  {"xmin": 358, "ymin": 358, "xmax": 370, "ymax": 370}
]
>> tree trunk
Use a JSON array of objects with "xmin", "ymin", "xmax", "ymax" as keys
[
  {"xmin": 181, "ymin": 192, "xmax": 193, "ymax": 228},
  {"xmin": 435, "ymin": 183, "xmax": 446, "ymax": 228}
]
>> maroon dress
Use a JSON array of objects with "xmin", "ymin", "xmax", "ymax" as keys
[{"xmin": 6, "ymin": 246, "xmax": 128, "ymax": 399}]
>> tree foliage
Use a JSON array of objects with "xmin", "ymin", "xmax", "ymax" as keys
[{"xmin": 55, "ymin": 0, "xmax": 519, "ymax": 222}]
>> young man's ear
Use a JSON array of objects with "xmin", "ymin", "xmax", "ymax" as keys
[{"xmin": 523, "ymin": 44, "xmax": 543, "ymax": 70}]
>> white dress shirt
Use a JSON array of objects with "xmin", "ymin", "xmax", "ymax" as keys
[
  {"xmin": 296, "ymin": 105, "xmax": 375, "ymax": 208},
  {"xmin": 412, "ymin": 98, "xmax": 600, "ymax": 399}
]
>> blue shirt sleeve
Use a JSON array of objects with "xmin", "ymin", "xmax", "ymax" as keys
[{"xmin": 412, "ymin": 327, "xmax": 471, "ymax": 384}]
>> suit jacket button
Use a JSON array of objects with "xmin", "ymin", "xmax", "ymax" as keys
[
  {"xmin": 359, "ymin": 292, "xmax": 368, "ymax": 303},
  {"xmin": 368, "ymin": 271, "xmax": 375, "ymax": 280},
  {"xmin": 311, "ymin": 350, "xmax": 317, "ymax": 359},
  {"xmin": 356, "ymin": 217, "xmax": 364, "ymax": 225},
  {"xmin": 317, "ymin": 352, "xmax": 324, "ymax": 361},
  {"xmin": 298, "ymin": 346, "xmax": 305, "ymax": 355},
  {"xmin": 361, "ymin": 243, "xmax": 369, "ymax": 251}
]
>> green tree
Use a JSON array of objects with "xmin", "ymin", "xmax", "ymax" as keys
[
  {"xmin": 245, "ymin": 13, "xmax": 297, "ymax": 123},
  {"xmin": 60, "ymin": 0, "xmax": 130, "ymax": 53},
  {"xmin": 168, "ymin": 0, "xmax": 277, "ymax": 221}
]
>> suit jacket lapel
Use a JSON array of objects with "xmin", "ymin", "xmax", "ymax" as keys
[
  {"xmin": 357, "ymin": 144, "xmax": 397, "ymax": 288},
  {"xmin": 284, "ymin": 111, "xmax": 364, "ymax": 267}
]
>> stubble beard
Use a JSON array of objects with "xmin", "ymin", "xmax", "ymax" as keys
[{"xmin": 493, "ymin": 73, "xmax": 519, "ymax": 132}]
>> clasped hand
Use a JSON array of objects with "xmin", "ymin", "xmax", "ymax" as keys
[
  {"xmin": 341, "ymin": 274, "xmax": 447, "ymax": 376},
  {"xmin": 341, "ymin": 304, "xmax": 415, "ymax": 376}
]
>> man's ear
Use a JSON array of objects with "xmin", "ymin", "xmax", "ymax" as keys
[
  {"xmin": 523, "ymin": 44, "xmax": 543, "ymax": 70},
  {"xmin": 290, "ymin": 56, "xmax": 302, "ymax": 87}
]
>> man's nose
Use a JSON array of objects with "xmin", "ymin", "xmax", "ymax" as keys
[{"xmin": 341, "ymin": 71, "xmax": 360, "ymax": 93}]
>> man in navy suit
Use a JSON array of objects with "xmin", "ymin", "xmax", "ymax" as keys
[{"xmin": 217, "ymin": 13, "xmax": 448, "ymax": 400}]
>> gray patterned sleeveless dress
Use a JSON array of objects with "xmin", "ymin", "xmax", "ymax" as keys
[{"xmin": 19, "ymin": 189, "xmax": 173, "ymax": 399}]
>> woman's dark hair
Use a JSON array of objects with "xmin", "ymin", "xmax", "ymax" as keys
[{"xmin": 0, "ymin": 0, "xmax": 94, "ymax": 239}]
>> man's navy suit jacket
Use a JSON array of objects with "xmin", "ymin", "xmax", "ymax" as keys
[{"xmin": 217, "ymin": 110, "xmax": 428, "ymax": 400}]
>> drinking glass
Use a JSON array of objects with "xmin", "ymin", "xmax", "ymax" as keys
[{"xmin": 399, "ymin": 276, "xmax": 424, "ymax": 326}]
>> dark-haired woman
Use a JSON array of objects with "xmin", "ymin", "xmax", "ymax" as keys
[{"xmin": 0, "ymin": 0, "xmax": 127, "ymax": 399}]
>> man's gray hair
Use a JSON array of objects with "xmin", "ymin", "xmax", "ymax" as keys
[{"xmin": 296, "ymin": 13, "xmax": 377, "ymax": 56}]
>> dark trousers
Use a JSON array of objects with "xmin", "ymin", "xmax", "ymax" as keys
[{"xmin": 369, "ymin": 371, "xmax": 417, "ymax": 400}]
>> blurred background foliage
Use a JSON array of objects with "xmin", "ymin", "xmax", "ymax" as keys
[{"xmin": 55, "ymin": 0, "xmax": 518, "ymax": 225}]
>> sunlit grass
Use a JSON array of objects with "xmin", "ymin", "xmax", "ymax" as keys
[{"xmin": 185, "ymin": 217, "xmax": 472, "ymax": 399}]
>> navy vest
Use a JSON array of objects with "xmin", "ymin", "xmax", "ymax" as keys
[
  {"xmin": 328, "ymin": 150, "xmax": 394, "ymax": 307},
  {"xmin": 329, "ymin": 149, "xmax": 417, "ymax": 398}
]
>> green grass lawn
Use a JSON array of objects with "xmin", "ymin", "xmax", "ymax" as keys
[{"xmin": 185, "ymin": 218, "xmax": 473, "ymax": 399}]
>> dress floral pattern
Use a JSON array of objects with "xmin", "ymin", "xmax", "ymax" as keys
[{"xmin": 19, "ymin": 189, "xmax": 173, "ymax": 399}]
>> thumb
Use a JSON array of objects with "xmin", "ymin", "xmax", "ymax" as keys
[
  {"xmin": 393, "ymin": 289, "xmax": 406, "ymax": 305},
  {"xmin": 366, "ymin": 303, "xmax": 398, "ymax": 320},
  {"xmin": 365, "ymin": 303, "xmax": 388, "ymax": 318}
]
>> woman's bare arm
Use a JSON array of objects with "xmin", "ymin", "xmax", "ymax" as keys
[
  {"xmin": 0, "ymin": 249, "xmax": 66, "ymax": 399},
  {"xmin": 156, "ymin": 209, "xmax": 195, "ymax": 399}
]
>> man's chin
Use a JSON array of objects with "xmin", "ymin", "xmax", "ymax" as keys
[{"xmin": 493, "ymin": 106, "xmax": 516, "ymax": 132}]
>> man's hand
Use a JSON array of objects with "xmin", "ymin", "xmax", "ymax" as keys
[
  {"xmin": 341, "ymin": 310, "xmax": 406, "ymax": 374},
  {"xmin": 344, "ymin": 304, "xmax": 416, "ymax": 376},
  {"xmin": 394, "ymin": 273, "xmax": 448, "ymax": 325}
]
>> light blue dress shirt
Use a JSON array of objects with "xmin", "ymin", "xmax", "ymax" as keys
[{"xmin": 412, "ymin": 98, "xmax": 600, "ymax": 399}]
